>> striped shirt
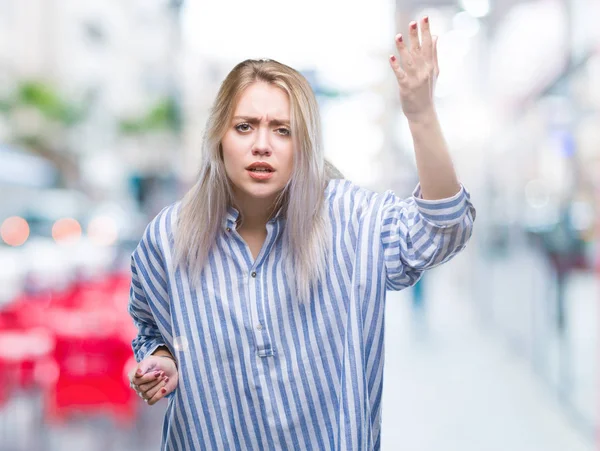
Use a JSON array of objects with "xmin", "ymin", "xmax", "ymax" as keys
[{"xmin": 128, "ymin": 178, "xmax": 476, "ymax": 451}]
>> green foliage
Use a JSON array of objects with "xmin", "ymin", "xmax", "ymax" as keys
[
  {"xmin": 0, "ymin": 80, "xmax": 85, "ymax": 125},
  {"xmin": 119, "ymin": 96, "xmax": 180, "ymax": 135},
  {"xmin": 17, "ymin": 81, "xmax": 85, "ymax": 125}
]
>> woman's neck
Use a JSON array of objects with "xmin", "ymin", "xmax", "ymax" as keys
[{"xmin": 233, "ymin": 194, "xmax": 279, "ymax": 232}]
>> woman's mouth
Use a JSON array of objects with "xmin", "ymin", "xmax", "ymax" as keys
[
  {"xmin": 246, "ymin": 162, "xmax": 275, "ymax": 180},
  {"xmin": 247, "ymin": 168, "xmax": 274, "ymax": 180}
]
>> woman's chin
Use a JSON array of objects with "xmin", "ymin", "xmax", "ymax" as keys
[
  {"xmin": 246, "ymin": 186, "xmax": 282, "ymax": 200},
  {"xmin": 235, "ymin": 182, "xmax": 284, "ymax": 201}
]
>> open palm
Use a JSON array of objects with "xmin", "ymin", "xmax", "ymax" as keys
[{"xmin": 389, "ymin": 16, "xmax": 440, "ymax": 122}]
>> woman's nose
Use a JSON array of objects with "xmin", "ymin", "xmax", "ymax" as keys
[{"xmin": 251, "ymin": 128, "xmax": 271, "ymax": 156}]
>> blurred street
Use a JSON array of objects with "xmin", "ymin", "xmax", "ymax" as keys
[
  {"xmin": 1, "ymin": 251, "xmax": 596, "ymax": 450},
  {"xmin": 381, "ymin": 256, "xmax": 595, "ymax": 451},
  {"xmin": 1, "ymin": 0, "xmax": 599, "ymax": 449}
]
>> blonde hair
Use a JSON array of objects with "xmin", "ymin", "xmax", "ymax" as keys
[{"xmin": 174, "ymin": 58, "xmax": 343, "ymax": 303}]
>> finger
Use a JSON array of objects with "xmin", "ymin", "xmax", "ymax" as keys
[
  {"xmin": 132, "ymin": 370, "xmax": 164, "ymax": 386},
  {"xmin": 389, "ymin": 55, "xmax": 406, "ymax": 81},
  {"xmin": 394, "ymin": 33, "xmax": 414, "ymax": 73},
  {"xmin": 147, "ymin": 380, "xmax": 169, "ymax": 406},
  {"xmin": 432, "ymin": 35, "xmax": 440, "ymax": 76},
  {"xmin": 408, "ymin": 21, "xmax": 420, "ymax": 53},
  {"xmin": 132, "ymin": 357, "xmax": 160, "ymax": 379},
  {"xmin": 143, "ymin": 377, "xmax": 167, "ymax": 402},
  {"xmin": 138, "ymin": 375, "xmax": 166, "ymax": 393},
  {"xmin": 135, "ymin": 377, "xmax": 166, "ymax": 402},
  {"xmin": 420, "ymin": 16, "xmax": 433, "ymax": 60},
  {"xmin": 130, "ymin": 365, "xmax": 146, "ymax": 381}
]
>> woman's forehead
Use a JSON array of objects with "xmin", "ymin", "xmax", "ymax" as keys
[{"xmin": 234, "ymin": 82, "xmax": 290, "ymax": 117}]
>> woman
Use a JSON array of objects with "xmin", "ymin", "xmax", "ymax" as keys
[{"xmin": 128, "ymin": 16, "xmax": 475, "ymax": 451}]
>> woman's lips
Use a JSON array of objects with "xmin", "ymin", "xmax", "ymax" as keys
[{"xmin": 247, "ymin": 169, "xmax": 274, "ymax": 180}]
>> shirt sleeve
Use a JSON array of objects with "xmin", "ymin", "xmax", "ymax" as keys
[
  {"xmin": 380, "ymin": 183, "xmax": 476, "ymax": 291},
  {"xmin": 128, "ymin": 255, "xmax": 167, "ymax": 363}
]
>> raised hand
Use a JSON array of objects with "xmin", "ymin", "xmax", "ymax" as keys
[{"xmin": 389, "ymin": 16, "xmax": 440, "ymax": 122}]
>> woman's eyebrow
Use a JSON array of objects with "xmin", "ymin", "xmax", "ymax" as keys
[{"xmin": 232, "ymin": 116, "xmax": 290, "ymax": 126}]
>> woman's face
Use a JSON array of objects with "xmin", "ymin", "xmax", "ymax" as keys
[{"xmin": 221, "ymin": 82, "xmax": 294, "ymax": 206}]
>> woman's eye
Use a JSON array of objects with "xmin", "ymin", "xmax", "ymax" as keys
[{"xmin": 235, "ymin": 123, "xmax": 251, "ymax": 132}]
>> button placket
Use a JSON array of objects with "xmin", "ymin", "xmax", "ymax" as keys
[
  {"xmin": 244, "ymin": 221, "xmax": 280, "ymax": 358},
  {"xmin": 247, "ymin": 268, "xmax": 274, "ymax": 357}
]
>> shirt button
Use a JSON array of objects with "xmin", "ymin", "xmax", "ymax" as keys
[
  {"xmin": 256, "ymin": 324, "xmax": 263, "ymax": 330},
  {"xmin": 226, "ymin": 227, "xmax": 231, "ymax": 232},
  {"xmin": 251, "ymin": 271, "xmax": 257, "ymax": 278}
]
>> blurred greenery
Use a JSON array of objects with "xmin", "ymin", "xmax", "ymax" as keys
[
  {"xmin": 17, "ymin": 81, "xmax": 85, "ymax": 125},
  {"xmin": 119, "ymin": 96, "xmax": 181, "ymax": 135},
  {"xmin": 0, "ymin": 80, "xmax": 87, "ymax": 186},
  {"xmin": 1, "ymin": 81, "xmax": 86, "ymax": 125}
]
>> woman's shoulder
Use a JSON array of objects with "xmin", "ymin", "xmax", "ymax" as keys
[
  {"xmin": 325, "ymin": 178, "xmax": 381, "ymax": 216},
  {"xmin": 137, "ymin": 200, "xmax": 182, "ymax": 254},
  {"xmin": 325, "ymin": 178, "xmax": 376, "ymax": 197}
]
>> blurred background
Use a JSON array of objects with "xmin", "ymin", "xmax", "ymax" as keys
[{"xmin": 0, "ymin": 0, "xmax": 598, "ymax": 449}]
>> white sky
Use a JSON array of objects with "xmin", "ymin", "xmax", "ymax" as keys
[
  {"xmin": 181, "ymin": 0, "xmax": 395, "ymax": 73},
  {"xmin": 180, "ymin": 0, "xmax": 397, "ymax": 186}
]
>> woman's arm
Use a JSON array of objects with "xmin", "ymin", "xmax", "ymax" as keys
[
  {"xmin": 389, "ymin": 16, "xmax": 460, "ymax": 200},
  {"xmin": 380, "ymin": 185, "xmax": 475, "ymax": 290},
  {"xmin": 128, "ymin": 216, "xmax": 173, "ymax": 363},
  {"xmin": 129, "ymin": 256, "xmax": 168, "ymax": 362},
  {"xmin": 408, "ymin": 111, "xmax": 460, "ymax": 200}
]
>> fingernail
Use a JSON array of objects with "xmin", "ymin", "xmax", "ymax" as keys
[
  {"xmin": 161, "ymin": 388, "xmax": 167, "ymax": 394},
  {"xmin": 411, "ymin": 22, "xmax": 417, "ymax": 29},
  {"xmin": 396, "ymin": 34, "xmax": 403, "ymax": 43},
  {"xmin": 165, "ymin": 377, "xmax": 169, "ymax": 382},
  {"xmin": 154, "ymin": 371, "xmax": 160, "ymax": 377},
  {"xmin": 390, "ymin": 55, "xmax": 396, "ymax": 62},
  {"xmin": 424, "ymin": 16, "xmax": 429, "ymax": 23},
  {"xmin": 136, "ymin": 369, "xmax": 142, "ymax": 375}
]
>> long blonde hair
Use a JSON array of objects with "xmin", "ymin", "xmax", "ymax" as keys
[{"xmin": 174, "ymin": 58, "xmax": 342, "ymax": 303}]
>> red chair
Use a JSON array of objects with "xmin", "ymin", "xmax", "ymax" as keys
[
  {"xmin": 0, "ymin": 328, "xmax": 56, "ymax": 397},
  {"xmin": 43, "ymin": 308, "xmax": 138, "ymax": 426},
  {"xmin": 1, "ymin": 271, "xmax": 139, "ymax": 424}
]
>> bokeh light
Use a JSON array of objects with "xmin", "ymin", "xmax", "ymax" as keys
[
  {"xmin": 52, "ymin": 218, "xmax": 82, "ymax": 244},
  {"xmin": 1, "ymin": 216, "xmax": 30, "ymax": 246}
]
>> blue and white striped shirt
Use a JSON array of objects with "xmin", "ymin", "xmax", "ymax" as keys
[{"xmin": 128, "ymin": 179, "xmax": 476, "ymax": 451}]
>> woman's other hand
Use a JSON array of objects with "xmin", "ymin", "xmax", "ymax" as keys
[{"xmin": 129, "ymin": 354, "xmax": 178, "ymax": 406}]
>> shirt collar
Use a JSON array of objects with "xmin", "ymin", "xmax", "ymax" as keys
[
  {"xmin": 224, "ymin": 204, "xmax": 285, "ymax": 228},
  {"xmin": 225, "ymin": 206, "xmax": 240, "ymax": 227}
]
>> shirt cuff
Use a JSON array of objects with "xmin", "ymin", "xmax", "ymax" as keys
[
  {"xmin": 412, "ymin": 183, "xmax": 471, "ymax": 227},
  {"xmin": 139, "ymin": 342, "xmax": 167, "ymax": 363}
]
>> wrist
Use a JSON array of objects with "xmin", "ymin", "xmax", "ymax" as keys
[
  {"xmin": 156, "ymin": 354, "xmax": 178, "ymax": 369},
  {"xmin": 152, "ymin": 346, "xmax": 178, "ymax": 369},
  {"xmin": 406, "ymin": 108, "xmax": 438, "ymax": 127}
]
